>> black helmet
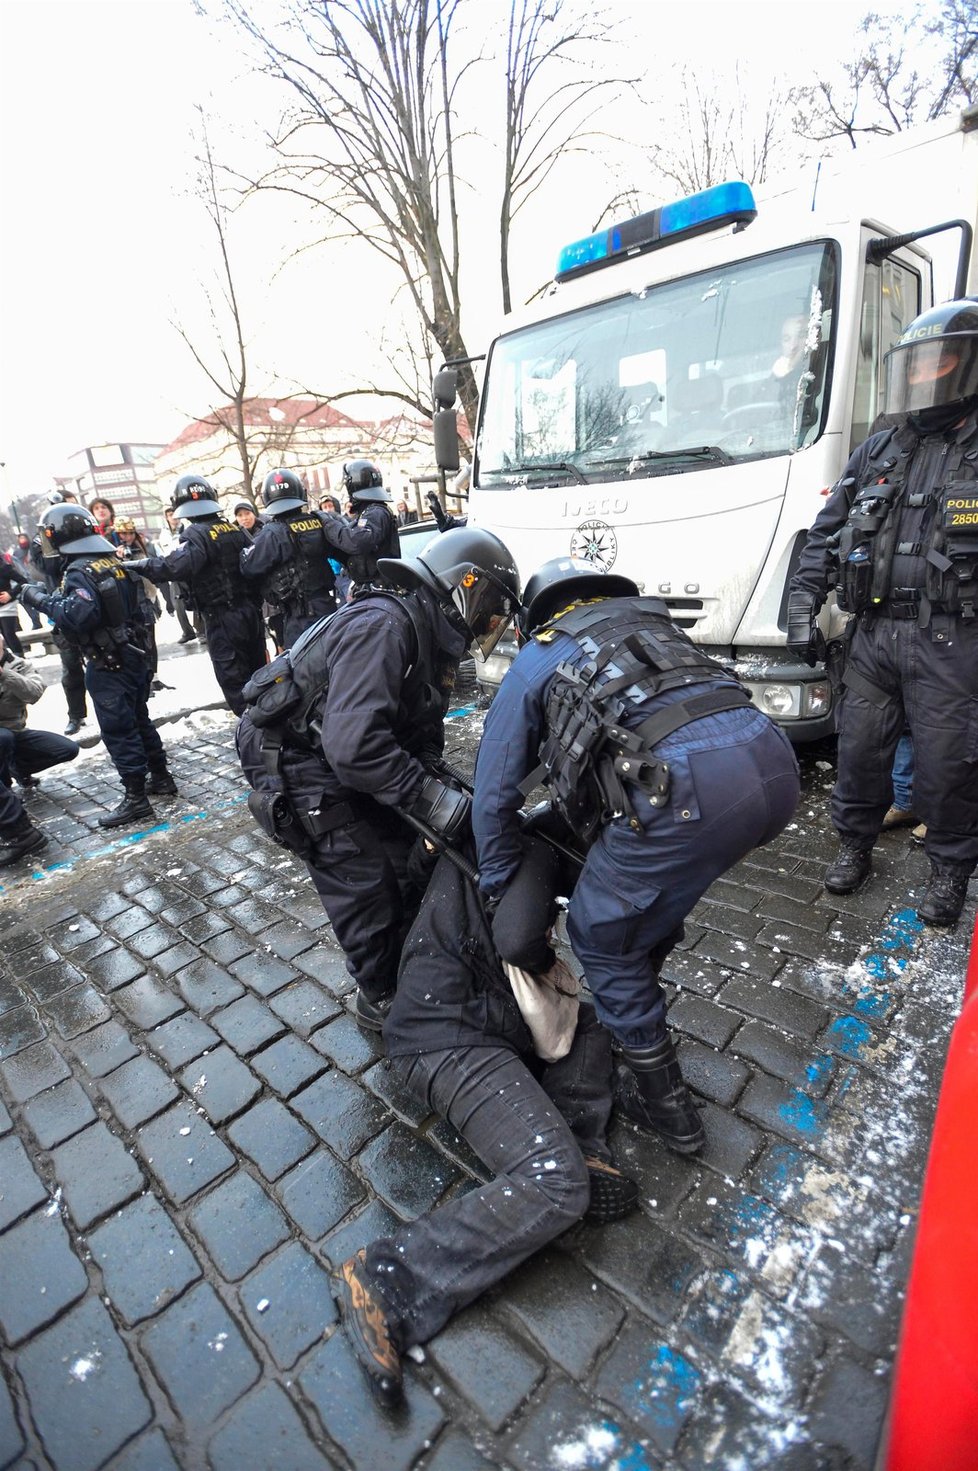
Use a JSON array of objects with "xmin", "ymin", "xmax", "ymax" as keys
[
  {"xmin": 38, "ymin": 504, "xmax": 116, "ymax": 558},
  {"xmin": 519, "ymin": 556, "xmax": 639, "ymax": 635},
  {"xmin": 261, "ymin": 467, "xmax": 307, "ymax": 515},
  {"xmin": 172, "ymin": 474, "xmax": 221, "ymax": 519},
  {"xmin": 343, "ymin": 459, "xmax": 390, "ymax": 503},
  {"xmin": 378, "ymin": 526, "xmax": 521, "ymax": 660},
  {"xmin": 884, "ymin": 299, "xmax": 978, "ymax": 426}
]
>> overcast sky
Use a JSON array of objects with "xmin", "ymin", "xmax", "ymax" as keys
[{"xmin": 0, "ymin": 0, "xmax": 922, "ymax": 504}]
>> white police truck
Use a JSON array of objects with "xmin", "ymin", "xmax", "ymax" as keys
[{"xmin": 433, "ymin": 107, "xmax": 978, "ymax": 738}]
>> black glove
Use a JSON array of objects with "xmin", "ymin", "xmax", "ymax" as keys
[
  {"xmin": 426, "ymin": 490, "xmax": 449, "ymax": 531},
  {"xmin": 785, "ymin": 590, "xmax": 826, "ymax": 667},
  {"xmin": 408, "ymin": 774, "xmax": 472, "ymax": 843},
  {"xmin": 18, "ymin": 583, "xmax": 46, "ymax": 611}
]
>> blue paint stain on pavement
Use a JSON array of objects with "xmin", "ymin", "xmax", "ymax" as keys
[
  {"xmin": 446, "ymin": 705, "xmax": 478, "ymax": 720},
  {"xmin": 827, "ymin": 1015, "xmax": 873, "ymax": 1057},
  {"xmin": 778, "ymin": 1089, "xmax": 827, "ymax": 1139},
  {"xmin": 629, "ymin": 1343, "xmax": 701, "ymax": 1436},
  {"xmin": 0, "ymin": 792, "xmax": 251, "ymax": 895}
]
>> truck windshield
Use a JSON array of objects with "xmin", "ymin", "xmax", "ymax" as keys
[{"xmin": 477, "ymin": 242, "xmax": 837, "ymax": 486}]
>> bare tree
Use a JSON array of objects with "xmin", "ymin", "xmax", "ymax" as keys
[
  {"xmin": 500, "ymin": 0, "xmax": 631, "ymax": 313},
  {"xmin": 172, "ymin": 111, "xmax": 261, "ymax": 496},
  {"xmin": 791, "ymin": 2, "xmax": 978, "ymax": 149},
  {"xmin": 654, "ymin": 66, "xmax": 788, "ymax": 194},
  {"xmin": 221, "ymin": 0, "xmax": 482, "ymax": 432}
]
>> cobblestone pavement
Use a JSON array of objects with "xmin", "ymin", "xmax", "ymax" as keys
[{"xmin": 0, "ymin": 678, "xmax": 971, "ymax": 1471}]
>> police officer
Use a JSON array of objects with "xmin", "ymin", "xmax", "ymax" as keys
[
  {"xmin": 236, "ymin": 527, "xmax": 521, "ymax": 1030},
  {"xmin": 19, "ymin": 505, "xmax": 177, "ymax": 828},
  {"xmin": 28, "ymin": 525, "xmax": 89, "ymax": 735},
  {"xmin": 472, "ymin": 558, "xmax": 800, "ymax": 1154},
  {"xmin": 788, "ymin": 299, "xmax": 978, "ymax": 926},
  {"xmin": 240, "ymin": 468, "xmax": 343, "ymax": 646},
  {"xmin": 318, "ymin": 460, "xmax": 400, "ymax": 590},
  {"xmin": 128, "ymin": 476, "xmax": 267, "ymax": 716}
]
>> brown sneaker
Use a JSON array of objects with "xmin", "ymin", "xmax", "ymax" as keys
[
  {"xmin": 331, "ymin": 1250, "xmax": 403, "ymax": 1408},
  {"xmin": 881, "ymin": 805, "xmax": 918, "ymax": 829}
]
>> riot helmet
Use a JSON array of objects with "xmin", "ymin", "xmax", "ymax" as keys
[
  {"xmin": 519, "ymin": 557, "xmax": 640, "ymax": 636},
  {"xmin": 38, "ymin": 504, "xmax": 116, "ymax": 559},
  {"xmin": 343, "ymin": 459, "xmax": 391, "ymax": 503},
  {"xmin": 377, "ymin": 526, "xmax": 521, "ymax": 660},
  {"xmin": 261, "ymin": 468, "xmax": 307, "ymax": 515},
  {"xmin": 884, "ymin": 299, "xmax": 978, "ymax": 430},
  {"xmin": 172, "ymin": 474, "xmax": 221, "ymax": 519}
]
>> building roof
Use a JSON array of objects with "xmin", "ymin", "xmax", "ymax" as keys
[{"xmin": 157, "ymin": 398, "xmax": 364, "ymax": 458}]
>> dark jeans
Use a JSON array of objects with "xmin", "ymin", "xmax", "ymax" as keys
[
  {"xmin": 0, "ymin": 615, "xmax": 24, "ymax": 656},
  {"xmin": 567, "ymin": 710, "xmax": 800, "ymax": 1045},
  {"xmin": 833, "ymin": 614, "xmax": 978, "ymax": 866},
  {"xmin": 0, "ymin": 727, "xmax": 79, "ymax": 830},
  {"xmin": 362, "ymin": 1009, "xmax": 611, "ymax": 1349}
]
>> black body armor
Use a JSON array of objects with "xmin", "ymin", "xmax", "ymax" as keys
[
  {"xmin": 264, "ymin": 513, "xmax": 337, "ymax": 612},
  {"xmin": 347, "ymin": 504, "xmax": 400, "ymax": 586},
  {"xmin": 186, "ymin": 520, "xmax": 254, "ymax": 614},
  {"xmin": 522, "ymin": 598, "xmax": 752, "ymax": 839},
  {"xmin": 834, "ymin": 419, "xmax": 978, "ymax": 622}
]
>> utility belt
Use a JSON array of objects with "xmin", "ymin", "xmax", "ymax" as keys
[
  {"xmin": 246, "ymin": 788, "xmax": 357, "ymax": 858},
  {"xmin": 80, "ymin": 624, "xmax": 146, "ymax": 670}
]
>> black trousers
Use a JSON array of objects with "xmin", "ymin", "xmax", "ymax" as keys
[
  {"xmin": 304, "ymin": 808, "xmax": 421, "ymax": 1001},
  {"xmin": 363, "ymin": 1008, "xmax": 611, "ymax": 1349},
  {"xmin": 832, "ymin": 613, "xmax": 978, "ymax": 867},
  {"xmin": 201, "ymin": 605, "xmax": 267, "ymax": 716},
  {"xmin": 87, "ymin": 651, "xmax": 166, "ymax": 781},
  {"xmin": 55, "ymin": 634, "xmax": 87, "ymax": 722}
]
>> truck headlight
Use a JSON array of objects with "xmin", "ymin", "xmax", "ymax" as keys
[{"xmin": 757, "ymin": 683, "xmax": 799, "ymax": 717}]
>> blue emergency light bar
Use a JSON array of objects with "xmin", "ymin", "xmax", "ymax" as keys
[{"xmin": 555, "ymin": 181, "xmax": 758, "ymax": 283}]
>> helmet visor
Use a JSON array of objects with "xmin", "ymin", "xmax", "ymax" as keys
[
  {"xmin": 885, "ymin": 333, "xmax": 978, "ymax": 414},
  {"xmin": 451, "ymin": 567, "xmax": 518, "ymax": 660}
]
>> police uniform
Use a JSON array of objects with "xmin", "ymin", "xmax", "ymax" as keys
[
  {"xmin": 473, "ymin": 571, "xmax": 799, "ymax": 1153},
  {"xmin": 22, "ymin": 538, "xmax": 173, "ymax": 827},
  {"xmin": 236, "ymin": 586, "xmax": 467, "ymax": 1017},
  {"xmin": 236, "ymin": 526, "xmax": 521, "ymax": 1030},
  {"xmin": 141, "ymin": 516, "xmax": 266, "ymax": 716},
  {"xmin": 320, "ymin": 500, "xmax": 400, "ymax": 589},
  {"xmin": 788, "ymin": 299, "xmax": 978, "ymax": 924},
  {"xmin": 240, "ymin": 509, "xmax": 341, "ymax": 646}
]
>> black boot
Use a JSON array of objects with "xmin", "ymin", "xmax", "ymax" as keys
[
  {"xmin": 918, "ymin": 859, "xmax": 972, "ymax": 927},
  {"xmin": 616, "ymin": 1034, "xmax": 704, "ymax": 1155},
  {"xmin": 824, "ymin": 841, "xmax": 873, "ymax": 895},
  {"xmin": 98, "ymin": 776, "xmax": 155, "ymax": 829},
  {"xmin": 146, "ymin": 766, "xmax": 178, "ymax": 797},
  {"xmin": 0, "ymin": 813, "xmax": 48, "ymax": 868},
  {"xmin": 355, "ymin": 990, "xmax": 394, "ymax": 1033}
]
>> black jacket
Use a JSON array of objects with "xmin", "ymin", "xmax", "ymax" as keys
[{"xmin": 384, "ymin": 848, "xmax": 534, "ymax": 1058}]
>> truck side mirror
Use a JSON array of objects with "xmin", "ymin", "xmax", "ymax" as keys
[
  {"xmin": 433, "ymin": 368, "xmax": 458, "ymax": 411},
  {"xmin": 433, "ymin": 410, "xmax": 460, "ymax": 472}
]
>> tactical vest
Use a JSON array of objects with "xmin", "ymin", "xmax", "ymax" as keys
[
  {"xmin": 68, "ymin": 555, "xmax": 141, "ymax": 667},
  {"xmin": 834, "ymin": 417, "xmax": 978, "ymax": 622},
  {"xmin": 521, "ymin": 597, "xmax": 752, "ymax": 840},
  {"xmin": 186, "ymin": 520, "xmax": 253, "ymax": 613},
  {"xmin": 347, "ymin": 504, "xmax": 400, "ymax": 585},
  {"xmin": 264, "ymin": 514, "xmax": 337, "ymax": 612}
]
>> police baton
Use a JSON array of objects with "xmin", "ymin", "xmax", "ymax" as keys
[{"xmin": 395, "ymin": 806, "xmax": 481, "ymax": 884}]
